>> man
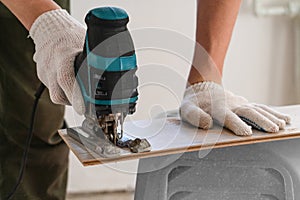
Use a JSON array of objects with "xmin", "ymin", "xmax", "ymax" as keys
[{"xmin": 0, "ymin": 0, "xmax": 290, "ymax": 199}]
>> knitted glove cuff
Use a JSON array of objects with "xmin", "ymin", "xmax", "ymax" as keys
[
  {"xmin": 185, "ymin": 81, "xmax": 222, "ymax": 96},
  {"xmin": 29, "ymin": 9, "xmax": 84, "ymax": 43}
]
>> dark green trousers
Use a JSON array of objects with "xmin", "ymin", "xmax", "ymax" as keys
[{"xmin": 0, "ymin": 1, "xmax": 70, "ymax": 199}]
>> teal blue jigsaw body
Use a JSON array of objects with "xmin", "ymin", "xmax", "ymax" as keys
[{"xmin": 74, "ymin": 7, "xmax": 139, "ymax": 144}]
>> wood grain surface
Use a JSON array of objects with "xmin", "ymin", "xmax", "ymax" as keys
[{"xmin": 59, "ymin": 105, "xmax": 300, "ymax": 166}]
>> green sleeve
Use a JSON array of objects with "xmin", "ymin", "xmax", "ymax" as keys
[{"xmin": 0, "ymin": 0, "xmax": 70, "ymax": 145}]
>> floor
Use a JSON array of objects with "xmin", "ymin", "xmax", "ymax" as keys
[{"xmin": 66, "ymin": 192, "xmax": 134, "ymax": 200}]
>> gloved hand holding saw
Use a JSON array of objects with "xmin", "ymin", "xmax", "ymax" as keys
[
  {"xmin": 29, "ymin": 9, "xmax": 86, "ymax": 115},
  {"xmin": 3, "ymin": 1, "xmax": 86, "ymax": 115}
]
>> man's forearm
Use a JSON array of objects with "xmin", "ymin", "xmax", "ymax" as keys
[
  {"xmin": 1, "ymin": 0, "xmax": 60, "ymax": 30},
  {"xmin": 189, "ymin": 0, "xmax": 242, "ymax": 84}
]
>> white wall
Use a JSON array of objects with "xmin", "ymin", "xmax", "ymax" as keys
[
  {"xmin": 224, "ymin": 1, "xmax": 297, "ymax": 105},
  {"xmin": 66, "ymin": 0, "xmax": 298, "ymax": 193}
]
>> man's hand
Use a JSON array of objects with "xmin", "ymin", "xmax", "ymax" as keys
[
  {"xmin": 180, "ymin": 82, "xmax": 291, "ymax": 136},
  {"xmin": 30, "ymin": 9, "xmax": 85, "ymax": 114}
]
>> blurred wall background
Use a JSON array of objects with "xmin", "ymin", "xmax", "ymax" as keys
[{"xmin": 66, "ymin": 0, "xmax": 298, "ymax": 193}]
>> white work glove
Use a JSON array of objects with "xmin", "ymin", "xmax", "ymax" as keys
[
  {"xmin": 29, "ymin": 9, "xmax": 85, "ymax": 115},
  {"xmin": 180, "ymin": 81, "xmax": 291, "ymax": 136}
]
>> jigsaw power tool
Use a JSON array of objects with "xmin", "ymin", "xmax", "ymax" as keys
[{"xmin": 73, "ymin": 7, "xmax": 150, "ymax": 154}]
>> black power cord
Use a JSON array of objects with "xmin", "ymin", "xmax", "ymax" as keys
[{"xmin": 6, "ymin": 83, "xmax": 46, "ymax": 200}]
